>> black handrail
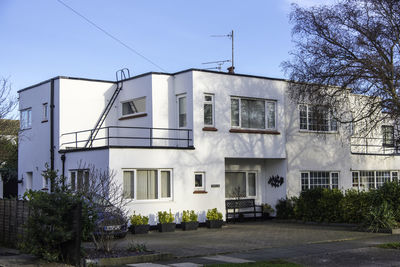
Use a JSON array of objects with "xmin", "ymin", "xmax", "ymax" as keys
[
  {"xmin": 60, "ymin": 126, "xmax": 193, "ymax": 149},
  {"xmin": 350, "ymin": 136, "xmax": 400, "ymax": 155}
]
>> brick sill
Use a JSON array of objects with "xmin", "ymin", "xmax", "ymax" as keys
[
  {"xmin": 119, "ymin": 113, "xmax": 147, "ymax": 120},
  {"xmin": 193, "ymin": 190, "xmax": 208, "ymax": 194},
  {"xmin": 229, "ymin": 129, "xmax": 280, "ymax": 135},
  {"xmin": 202, "ymin": 127, "xmax": 218, "ymax": 132}
]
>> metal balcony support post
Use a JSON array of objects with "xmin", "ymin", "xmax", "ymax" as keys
[
  {"xmin": 187, "ymin": 130, "xmax": 190, "ymax": 147},
  {"xmin": 107, "ymin": 127, "xmax": 110, "ymax": 147},
  {"xmin": 366, "ymin": 137, "xmax": 368, "ymax": 154},
  {"xmin": 150, "ymin": 128, "xmax": 153, "ymax": 147},
  {"xmin": 75, "ymin": 132, "xmax": 78, "ymax": 148}
]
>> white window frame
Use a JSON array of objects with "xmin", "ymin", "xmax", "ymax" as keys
[
  {"xmin": 194, "ymin": 172, "xmax": 205, "ymax": 191},
  {"xmin": 69, "ymin": 169, "xmax": 90, "ymax": 192},
  {"xmin": 122, "ymin": 169, "xmax": 173, "ymax": 202},
  {"xmin": 20, "ymin": 108, "xmax": 32, "ymax": 130},
  {"xmin": 203, "ymin": 94, "xmax": 215, "ymax": 127},
  {"xmin": 230, "ymin": 97, "xmax": 276, "ymax": 130},
  {"xmin": 225, "ymin": 171, "xmax": 257, "ymax": 199},
  {"xmin": 121, "ymin": 97, "xmax": 146, "ymax": 117},
  {"xmin": 299, "ymin": 104, "xmax": 337, "ymax": 132},
  {"xmin": 352, "ymin": 170, "xmax": 399, "ymax": 190},
  {"xmin": 177, "ymin": 94, "xmax": 187, "ymax": 128},
  {"xmin": 42, "ymin": 103, "xmax": 48, "ymax": 122},
  {"xmin": 42, "ymin": 176, "xmax": 49, "ymax": 190},
  {"xmin": 300, "ymin": 171, "xmax": 339, "ymax": 191}
]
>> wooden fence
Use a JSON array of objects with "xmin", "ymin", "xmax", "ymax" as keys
[{"xmin": 0, "ymin": 199, "xmax": 30, "ymax": 246}]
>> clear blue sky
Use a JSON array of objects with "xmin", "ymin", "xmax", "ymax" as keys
[{"xmin": 0, "ymin": 0, "xmax": 329, "ymax": 97}]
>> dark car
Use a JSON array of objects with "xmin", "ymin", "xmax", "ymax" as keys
[{"xmin": 93, "ymin": 210, "xmax": 128, "ymax": 238}]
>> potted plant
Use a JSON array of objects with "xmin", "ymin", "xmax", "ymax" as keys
[
  {"xmin": 157, "ymin": 210, "xmax": 176, "ymax": 232},
  {"xmin": 262, "ymin": 203, "xmax": 274, "ymax": 219},
  {"xmin": 206, "ymin": 208, "xmax": 223, "ymax": 228},
  {"xmin": 181, "ymin": 210, "xmax": 199, "ymax": 231},
  {"xmin": 129, "ymin": 213, "xmax": 150, "ymax": 234}
]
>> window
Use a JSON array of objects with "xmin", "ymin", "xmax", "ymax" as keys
[
  {"xmin": 42, "ymin": 103, "xmax": 48, "ymax": 122},
  {"xmin": 230, "ymin": 97, "xmax": 276, "ymax": 130},
  {"xmin": 299, "ymin": 104, "xmax": 337, "ymax": 132},
  {"xmin": 70, "ymin": 170, "xmax": 89, "ymax": 192},
  {"xmin": 194, "ymin": 172, "xmax": 205, "ymax": 190},
  {"xmin": 178, "ymin": 95, "xmax": 187, "ymax": 127},
  {"xmin": 20, "ymin": 108, "xmax": 32, "ymax": 130},
  {"xmin": 204, "ymin": 94, "xmax": 214, "ymax": 127},
  {"xmin": 382, "ymin": 125, "xmax": 394, "ymax": 147},
  {"xmin": 122, "ymin": 97, "xmax": 146, "ymax": 116},
  {"xmin": 43, "ymin": 176, "xmax": 49, "ymax": 190},
  {"xmin": 225, "ymin": 171, "xmax": 257, "ymax": 198},
  {"xmin": 352, "ymin": 170, "xmax": 398, "ymax": 190},
  {"xmin": 26, "ymin": 172, "xmax": 33, "ymax": 190},
  {"xmin": 123, "ymin": 169, "xmax": 172, "ymax": 200},
  {"xmin": 300, "ymin": 171, "xmax": 339, "ymax": 191}
]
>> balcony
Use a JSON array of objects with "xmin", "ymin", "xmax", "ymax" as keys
[
  {"xmin": 60, "ymin": 126, "xmax": 194, "ymax": 151},
  {"xmin": 350, "ymin": 136, "xmax": 400, "ymax": 155}
]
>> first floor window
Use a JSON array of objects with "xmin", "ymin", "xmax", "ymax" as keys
[
  {"xmin": 299, "ymin": 104, "xmax": 337, "ymax": 132},
  {"xmin": 178, "ymin": 95, "xmax": 187, "ymax": 127},
  {"xmin": 382, "ymin": 125, "xmax": 394, "ymax": 147},
  {"xmin": 123, "ymin": 169, "xmax": 172, "ymax": 200},
  {"xmin": 301, "ymin": 171, "xmax": 339, "ymax": 191},
  {"xmin": 20, "ymin": 108, "xmax": 32, "ymax": 130},
  {"xmin": 204, "ymin": 94, "xmax": 214, "ymax": 127},
  {"xmin": 225, "ymin": 171, "xmax": 257, "ymax": 198},
  {"xmin": 352, "ymin": 170, "xmax": 398, "ymax": 189},
  {"xmin": 70, "ymin": 170, "xmax": 89, "ymax": 192},
  {"xmin": 231, "ymin": 97, "xmax": 276, "ymax": 130},
  {"xmin": 122, "ymin": 97, "xmax": 146, "ymax": 116}
]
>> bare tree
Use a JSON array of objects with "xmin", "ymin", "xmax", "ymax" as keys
[
  {"xmin": 282, "ymin": 0, "xmax": 400, "ymax": 135},
  {"xmin": 0, "ymin": 78, "xmax": 17, "ymax": 122}
]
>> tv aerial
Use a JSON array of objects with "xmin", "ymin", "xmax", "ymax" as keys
[{"xmin": 203, "ymin": 30, "xmax": 235, "ymax": 73}]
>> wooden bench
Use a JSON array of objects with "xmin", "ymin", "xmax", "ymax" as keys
[{"xmin": 225, "ymin": 199, "xmax": 262, "ymax": 223}]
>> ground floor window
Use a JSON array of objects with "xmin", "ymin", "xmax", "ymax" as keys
[
  {"xmin": 70, "ymin": 170, "xmax": 89, "ymax": 192},
  {"xmin": 301, "ymin": 171, "xmax": 339, "ymax": 191},
  {"xmin": 194, "ymin": 172, "xmax": 205, "ymax": 191},
  {"xmin": 225, "ymin": 171, "xmax": 256, "ymax": 198},
  {"xmin": 352, "ymin": 170, "xmax": 398, "ymax": 190},
  {"xmin": 123, "ymin": 169, "xmax": 172, "ymax": 200}
]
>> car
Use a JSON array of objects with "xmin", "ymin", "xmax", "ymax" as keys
[{"xmin": 93, "ymin": 210, "xmax": 128, "ymax": 239}]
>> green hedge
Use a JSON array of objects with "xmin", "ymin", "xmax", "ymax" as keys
[{"xmin": 276, "ymin": 182, "xmax": 400, "ymax": 230}]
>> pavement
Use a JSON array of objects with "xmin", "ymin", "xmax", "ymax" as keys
[{"xmin": 2, "ymin": 221, "xmax": 400, "ymax": 266}]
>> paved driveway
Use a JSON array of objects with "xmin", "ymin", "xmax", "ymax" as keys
[{"xmin": 112, "ymin": 221, "xmax": 388, "ymax": 257}]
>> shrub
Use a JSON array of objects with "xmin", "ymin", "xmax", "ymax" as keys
[
  {"xmin": 275, "ymin": 197, "xmax": 296, "ymax": 219},
  {"xmin": 365, "ymin": 201, "xmax": 398, "ymax": 232},
  {"xmin": 373, "ymin": 182, "xmax": 400, "ymax": 221},
  {"xmin": 206, "ymin": 208, "xmax": 223, "ymax": 221},
  {"xmin": 158, "ymin": 210, "xmax": 174, "ymax": 224},
  {"xmin": 130, "ymin": 213, "xmax": 149, "ymax": 226},
  {"xmin": 340, "ymin": 189, "xmax": 370, "ymax": 224},
  {"xmin": 318, "ymin": 188, "xmax": 344, "ymax": 222},
  {"xmin": 182, "ymin": 210, "xmax": 198, "ymax": 222},
  {"xmin": 262, "ymin": 203, "xmax": 275, "ymax": 215}
]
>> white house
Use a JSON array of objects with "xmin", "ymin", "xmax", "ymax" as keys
[{"xmin": 17, "ymin": 69, "xmax": 400, "ymax": 224}]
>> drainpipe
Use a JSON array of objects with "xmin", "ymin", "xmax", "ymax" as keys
[
  {"xmin": 50, "ymin": 79, "xmax": 55, "ymax": 171},
  {"xmin": 61, "ymin": 154, "xmax": 66, "ymax": 187}
]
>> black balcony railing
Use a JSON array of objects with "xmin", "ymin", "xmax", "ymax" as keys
[
  {"xmin": 350, "ymin": 136, "xmax": 400, "ymax": 155},
  {"xmin": 60, "ymin": 126, "xmax": 193, "ymax": 150}
]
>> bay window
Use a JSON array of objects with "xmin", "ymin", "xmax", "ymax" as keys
[{"xmin": 352, "ymin": 170, "xmax": 398, "ymax": 190}]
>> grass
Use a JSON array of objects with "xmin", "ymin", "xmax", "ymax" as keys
[
  {"xmin": 206, "ymin": 259, "xmax": 302, "ymax": 267},
  {"xmin": 377, "ymin": 242, "xmax": 400, "ymax": 250}
]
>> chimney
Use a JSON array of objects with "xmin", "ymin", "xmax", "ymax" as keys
[{"xmin": 227, "ymin": 66, "xmax": 235, "ymax": 74}]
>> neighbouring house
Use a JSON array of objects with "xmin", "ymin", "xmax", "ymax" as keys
[
  {"xmin": 0, "ymin": 119, "xmax": 19, "ymax": 198},
  {"xmin": 17, "ymin": 69, "xmax": 400, "ymax": 224}
]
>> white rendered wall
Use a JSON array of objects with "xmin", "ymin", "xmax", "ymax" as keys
[{"xmin": 18, "ymin": 81, "xmax": 54, "ymax": 195}]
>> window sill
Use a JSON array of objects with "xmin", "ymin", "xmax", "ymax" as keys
[
  {"xmin": 193, "ymin": 190, "xmax": 208, "ymax": 194},
  {"xmin": 299, "ymin": 130, "xmax": 338, "ymax": 134},
  {"xmin": 229, "ymin": 129, "xmax": 280, "ymax": 135},
  {"xmin": 119, "ymin": 113, "xmax": 147, "ymax": 120},
  {"xmin": 41, "ymin": 119, "xmax": 48, "ymax": 123},
  {"xmin": 202, "ymin": 127, "xmax": 218, "ymax": 132}
]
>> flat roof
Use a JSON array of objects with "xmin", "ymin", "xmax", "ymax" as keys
[{"xmin": 18, "ymin": 68, "xmax": 289, "ymax": 93}]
